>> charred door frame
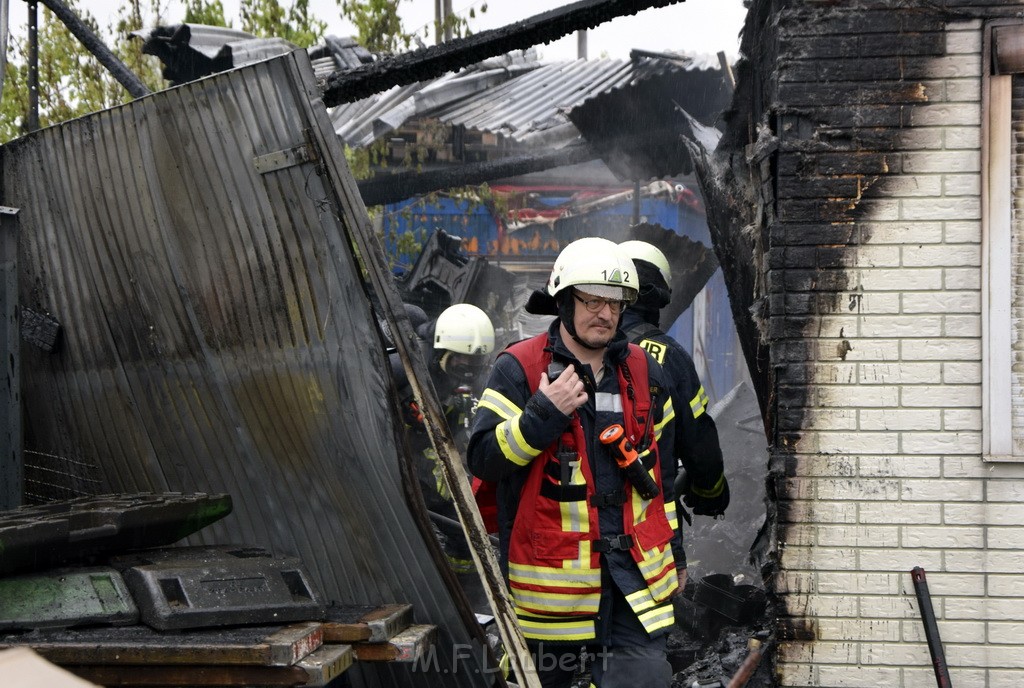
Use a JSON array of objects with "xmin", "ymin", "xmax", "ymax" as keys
[{"xmin": 0, "ymin": 207, "xmax": 20, "ymax": 510}]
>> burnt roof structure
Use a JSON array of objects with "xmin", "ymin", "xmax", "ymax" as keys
[
  {"xmin": 135, "ymin": 19, "xmax": 729, "ymax": 202},
  {"xmin": 569, "ymin": 52, "xmax": 733, "ymax": 179},
  {"xmin": 318, "ymin": 0, "xmax": 685, "ymax": 106}
]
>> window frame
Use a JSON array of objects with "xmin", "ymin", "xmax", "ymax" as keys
[{"xmin": 983, "ymin": 20, "xmax": 1023, "ymax": 461}]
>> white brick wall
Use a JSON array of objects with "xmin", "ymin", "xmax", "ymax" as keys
[{"xmin": 776, "ymin": 17, "xmax": 1024, "ymax": 687}]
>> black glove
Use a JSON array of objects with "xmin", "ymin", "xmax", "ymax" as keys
[{"xmin": 680, "ymin": 472, "xmax": 730, "ymax": 517}]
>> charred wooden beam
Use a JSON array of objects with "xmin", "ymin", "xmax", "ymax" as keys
[
  {"xmin": 321, "ymin": 0, "xmax": 682, "ymax": 106},
  {"xmin": 357, "ymin": 141, "xmax": 595, "ymax": 206},
  {"xmin": 681, "ymin": 110, "xmax": 773, "ymax": 439},
  {"xmin": 0, "ymin": 208, "xmax": 20, "ymax": 511},
  {"xmin": 307, "ymin": 66, "xmax": 542, "ymax": 687},
  {"xmin": 38, "ymin": 0, "xmax": 150, "ymax": 98}
]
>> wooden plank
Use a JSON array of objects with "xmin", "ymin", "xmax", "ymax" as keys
[
  {"xmin": 295, "ymin": 644, "xmax": 353, "ymax": 686},
  {"xmin": 295, "ymin": 47, "xmax": 542, "ymax": 688},
  {"xmin": 322, "ymin": 604, "xmax": 412, "ymax": 643},
  {"xmin": 352, "ymin": 624, "xmax": 436, "ymax": 663},
  {"xmin": 265, "ymin": 624, "xmax": 325, "ymax": 667},
  {"xmin": 59, "ymin": 664, "xmax": 310, "ymax": 686},
  {"xmin": 0, "ymin": 622, "xmax": 322, "ymax": 667}
]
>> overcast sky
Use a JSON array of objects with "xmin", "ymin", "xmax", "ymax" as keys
[{"xmin": 8, "ymin": 0, "xmax": 748, "ymax": 64}]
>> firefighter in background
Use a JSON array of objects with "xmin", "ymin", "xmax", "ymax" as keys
[
  {"xmin": 468, "ymin": 237, "xmax": 682, "ymax": 688},
  {"xmin": 617, "ymin": 240, "xmax": 729, "ymax": 528},
  {"xmin": 392, "ymin": 303, "xmax": 495, "ymax": 574}
]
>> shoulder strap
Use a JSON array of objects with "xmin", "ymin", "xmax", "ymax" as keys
[
  {"xmin": 620, "ymin": 343, "xmax": 654, "ymax": 445},
  {"xmin": 504, "ymin": 333, "xmax": 553, "ymax": 394},
  {"xmin": 624, "ymin": 320, "xmax": 661, "ymax": 343}
]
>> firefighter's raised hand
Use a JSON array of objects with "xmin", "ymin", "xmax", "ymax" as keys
[{"xmin": 539, "ymin": 364, "xmax": 588, "ymax": 415}]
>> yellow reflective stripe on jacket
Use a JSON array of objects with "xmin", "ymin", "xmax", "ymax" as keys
[
  {"xmin": 689, "ymin": 386, "xmax": 709, "ymax": 419},
  {"xmin": 654, "ymin": 396, "xmax": 674, "ymax": 441},
  {"xmin": 517, "ymin": 615, "xmax": 596, "ymax": 642},
  {"xmin": 478, "ymin": 388, "xmax": 520, "ymax": 420},
  {"xmin": 509, "ymin": 562, "xmax": 602, "ymax": 588},
  {"xmin": 647, "ymin": 568, "xmax": 679, "ymax": 601},
  {"xmin": 637, "ymin": 602, "xmax": 675, "ymax": 635},
  {"xmin": 637, "ymin": 545, "xmax": 675, "ymax": 582},
  {"xmin": 480, "ymin": 389, "xmax": 542, "ymax": 466},
  {"xmin": 560, "ymin": 460, "xmax": 590, "ymax": 535},
  {"xmin": 690, "ymin": 472, "xmax": 726, "ymax": 498},
  {"xmin": 624, "ymin": 588, "xmax": 676, "ymax": 635},
  {"xmin": 512, "ymin": 588, "xmax": 601, "ymax": 615},
  {"xmin": 665, "ymin": 500, "xmax": 679, "ymax": 531},
  {"xmin": 496, "ymin": 416, "xmax": 542, "ymax": 467},
  {"xmin": 625, "ymin": 586, "xmax": 661, "ymax": 613},
  {"xmin": 630, "ymin": 484, "xmax": 649, "ymax": 525}
]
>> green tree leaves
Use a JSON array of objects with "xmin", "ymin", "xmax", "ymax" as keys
[{"xmin": 0, "ymin": 0, "xmax": 328, "ymax": 143}]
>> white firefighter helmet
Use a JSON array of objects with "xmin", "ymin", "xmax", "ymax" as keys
[
  {"xmin": 546, "ymin": 237, "xmax": 638, "ymax": 303},
  {"xmin": 433, "ymin": 303, "xmax": 495, "ymax": 355},
  {"xmin": 618, "ymin": 239, "xmax": 671, "ymax": 285}
]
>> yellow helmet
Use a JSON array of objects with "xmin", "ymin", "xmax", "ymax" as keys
[
  {"xmin": 546, "ymin": 237, "xmax": 638, "ymax": 303},
  {"xmin": 433, "ymin": 303, "xmax": 495, "ymax": 355}
]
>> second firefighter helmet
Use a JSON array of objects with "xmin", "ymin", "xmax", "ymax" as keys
[
  {"xmin": 546, "ymin": 237, "xmax": 639, "ymax": 303},
  {"xmin": 433, "ymin": 303, "xmax": 495, "ymax": 355},
  {"xmin": 618, "ymin": 239, "xmax": 671, "ymax": 285}
]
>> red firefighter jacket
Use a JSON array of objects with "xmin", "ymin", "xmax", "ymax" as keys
[{"xmin": 468, "ymin": 328, "xmax": 681, "ymax": 641}]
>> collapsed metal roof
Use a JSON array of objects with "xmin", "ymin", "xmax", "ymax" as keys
[
  {"xmin": 136, "ymin": 23, "xmax": 709, "ymax": 153},
  {"xmin": 334, "ymin": 52, "xmax": 701, "ymax": 150},
  {"xmin": 134, "ymin": 23, "xmax": 300, "ymax": 84}
]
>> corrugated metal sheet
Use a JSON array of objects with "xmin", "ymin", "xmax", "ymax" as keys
[
  {"xmin": 335, "ymin": 55, "xmax": 689, "ymax": 149},
  {"xmin": 329, "ymin": 51, "xmax": 541, "ymax": 147},
  {"xmin": 0, "ymin": 51, "xmax": 490, "ymax": 687}
]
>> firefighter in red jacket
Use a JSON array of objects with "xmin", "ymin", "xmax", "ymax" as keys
[{"xmin": 467, "ymin": 237, "xmax": 683, "ymax": 688}]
